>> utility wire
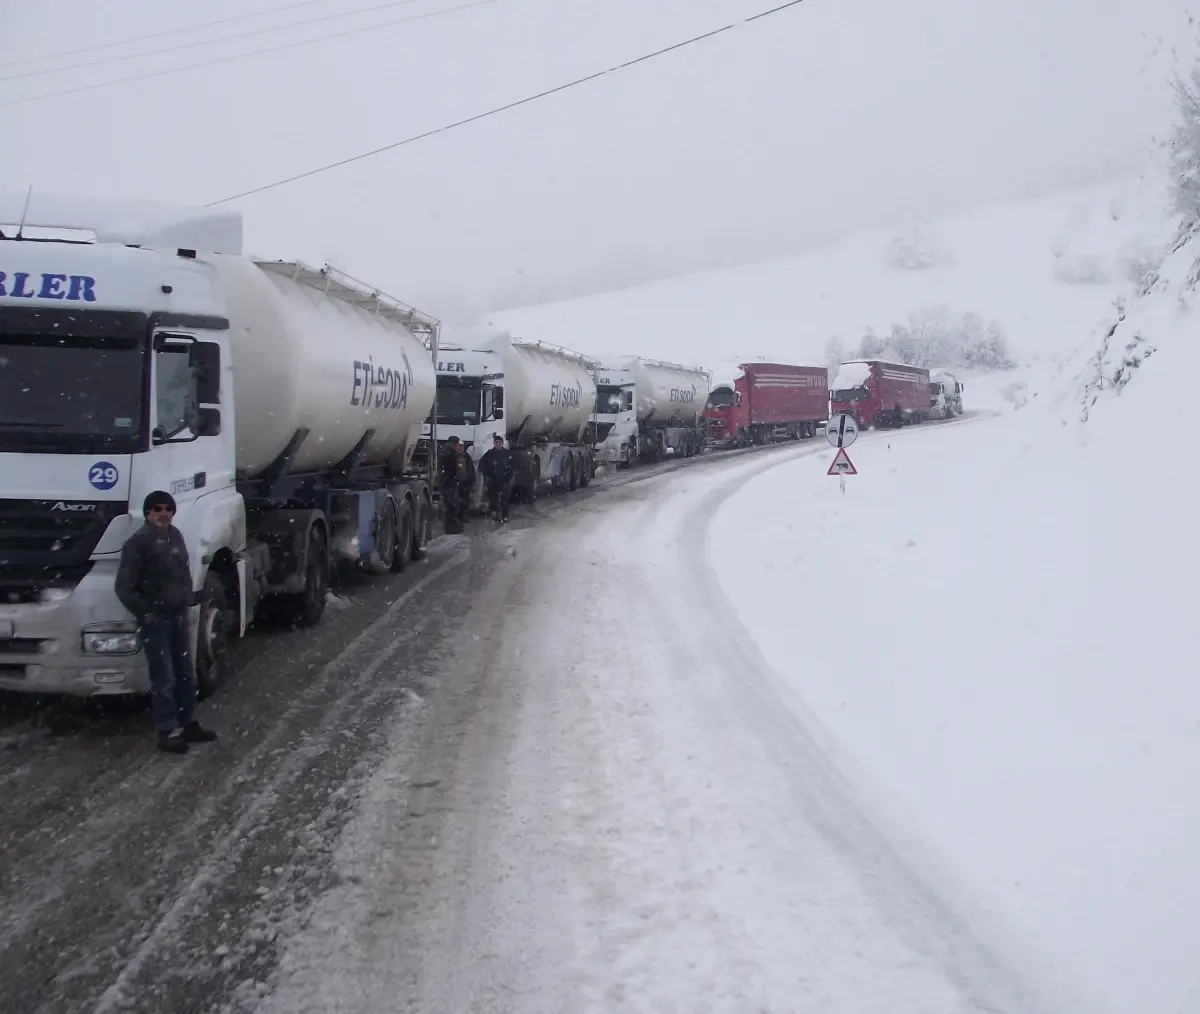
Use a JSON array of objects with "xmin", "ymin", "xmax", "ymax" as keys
[
  {"xmin": 207, "ymin": 0, "xmax": 808, "ymax": 206},
  {"xmin": 0, "ymin": 0, "xmax": 502, "ymax": 108},
  {"xmin": 0, "ymin": 0, "xmax": 432, "ymax": 82},
  {"xmin": 0, "ymin": 0, "xmax": 333, "ymax": 69}
]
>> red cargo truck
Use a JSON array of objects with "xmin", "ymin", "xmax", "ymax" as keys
[
  {"xmin": 829, "ymin": 359, "xmax": 931, "ymax": 429},
  {"xmin": 703, "ymin": 362, "xmax": 828, "ymax": 448}
]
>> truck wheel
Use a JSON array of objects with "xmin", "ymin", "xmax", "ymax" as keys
[
  {"xmin": 566, "ymin": 455, "xmax": 579, "ymax": 491},
  {"xmin": 579, "ymin": 456, "xmax": 591, "ymax": 487},
  {"xmin": 391, "ymin": 501, "xmax": 413, "ymax": 573},
  {"xmin": 292, "ymin": 527, "xmax": 328, "ymax": 628},
  {"xmin": 410, "ymin": 498, "xmax": 429, "ymax": 560},
  {"xmin": 367, "ymin": 497, "xmax": 397, "ymax": 574},
  {"xmin": 196, "ymin": 571, "xmax": 231, "ymax": 700}
]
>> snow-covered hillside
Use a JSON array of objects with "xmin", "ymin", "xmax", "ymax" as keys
[
  {"xmin": 489, "ymin": 174, "xmax": 1175, "ymax": 412},
  {"xmin": 490, "ymin": 169, "xmax": 1199, "ymax": 1013}
]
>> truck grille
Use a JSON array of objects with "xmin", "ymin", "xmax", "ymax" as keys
[{"xmin": 0, "ymin": 499, "xmax": 128, "ymax": 602}]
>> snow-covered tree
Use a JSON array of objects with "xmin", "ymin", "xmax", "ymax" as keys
[
  {"xmin": 849, "ymin": 306, "xmax": 1016, "ymax": 372},
  {"xmin": 822, "ymin": 334, "xmax": 846, "ymax": 367},
  {"xmin": 1169, "ymin": 44, "xmax": 1200, "ymax": 226},
  {"xmin": 884, "ymin": 218, "xmax": 952, "ymax": 270}
]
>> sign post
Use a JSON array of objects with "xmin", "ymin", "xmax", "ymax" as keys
[{"xmin": 825, "ymin": 413, "xmax": 859, "ymax": 493}]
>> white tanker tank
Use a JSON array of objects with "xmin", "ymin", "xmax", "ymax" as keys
[
  {"xmin": 618, "ymin": 357, "xmax": 712, "ymax": 427},
  {"xmin": 483, "ymin": 333, "xmax": 599, "ymax": 447},
  {"xmin": 210, "ymin": 254, "xmax": 436, "ymax": 477}
]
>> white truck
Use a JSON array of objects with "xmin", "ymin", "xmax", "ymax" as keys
[
  {"xmin": 928, "ymin": 368, "xmax": 964, "ymax": 418},
  {"xmin": 0, "ymin": 193, "xmax": 439, "ymax": 699},
  {"xmin": 420, "ymin": 324, "xmax": 607, "ymax": 505},
  {"xmin": 593, "ymin": 356, "xmax": 711, "ymax": 468}
]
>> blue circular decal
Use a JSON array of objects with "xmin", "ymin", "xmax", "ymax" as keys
[{"xmin": 88, "ymin": 461, "xmax": 120, "ymax": 491}]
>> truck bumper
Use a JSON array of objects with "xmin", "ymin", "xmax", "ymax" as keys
[{"xmin": 0, "ymin": 558, "xmax": 152, "ymax": 698}]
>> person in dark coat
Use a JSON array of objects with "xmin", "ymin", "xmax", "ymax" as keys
[
  {"xmin": 438, "ymin": 437, "xmax": 465, "ymax": 534},
  {"xmin": 458, "ymin": 445, "xmax": 477, "ymax": 517},
  {"xmin": 115, "ymin": 490, "xmax": 218, "ymax": 754},
  {"xmin": 478, "ymin": 433, "xmax": 513, "ymax": 522}
]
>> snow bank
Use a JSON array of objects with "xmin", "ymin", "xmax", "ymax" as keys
[{"xmin": 708, "ymin": 224, "xmax": 1200, "ymax": 1014}]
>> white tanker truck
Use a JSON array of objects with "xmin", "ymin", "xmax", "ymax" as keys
[
  {"xmin": 593, "ymin": 356, "xmax": 711, "ymax": 467},
  {"xmin": 421, "ymin": 324, "xmax": 608, "ymax": 506},
  {"xmin": 0, "ymin": 193, "xmax": 438, "ymax": 699}
]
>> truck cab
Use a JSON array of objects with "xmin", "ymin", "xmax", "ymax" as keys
[
  {"xmin": 0, "ymin": 196, "xmax": 238, "ymax": 697},
  {"xmin": 593, "ymin": 365, "xmax": 637, "ymax": 468},
  {"xmin": 928, "ymin": 369, "xmax": 964, "ymax": 419},
  {"xmin": 702, "ymin": 382, "xmax": 744, "ymax": 448},
  {"xmin": 419, "ymin": 343, "xmax": 505, "ymax": 509}
]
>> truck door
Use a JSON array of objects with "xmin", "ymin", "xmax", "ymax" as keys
[{"xmin": 145, "ymin": 331, "xmax": 223, "ymax": 526}]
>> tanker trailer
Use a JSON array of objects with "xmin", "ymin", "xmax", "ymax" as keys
[
  {"xmin": 594, "ymin": 356, "xmax": 711, "ymax": 467},
  {"xmin": 0, "ymin": 191, "xmax": 438, "ymax": 700},
  {"xmin": 421, "ymin": 328, "xmax": 606, "ymax": 506}
]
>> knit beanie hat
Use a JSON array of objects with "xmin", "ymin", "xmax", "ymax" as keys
[{"xmin": 142, "ymin": 490, "xmax": 177, "ymax": 516}]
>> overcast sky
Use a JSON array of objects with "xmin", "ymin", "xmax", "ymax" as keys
[{"xmin": 2, "ymin": 0, "xmax": 1197, "ymax": 318}]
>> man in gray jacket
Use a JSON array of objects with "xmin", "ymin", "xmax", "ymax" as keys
[{"xmin": 115, "ymin": 490, "xmax": 218, "ymax": 754}]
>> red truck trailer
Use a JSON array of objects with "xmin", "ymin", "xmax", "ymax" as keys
[
  {"xmin": 703, "ymin": 362, "xmax": 829, "ymax": 448},
  {"xmin": 829, "ymin": 359, "xmax": 931, "ymax": 429}
]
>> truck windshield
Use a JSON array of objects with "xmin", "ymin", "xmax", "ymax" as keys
[
  {"xmin": 830, "ymin": 386, "xmax": 869, "ymax": 403},
  {"xmin": 707, "ymin": 387, "xmax": 736, "ymax": 408},
  {"xmin": 595, "ymin": 386, "xmax": 624, "ymax": 414},
  {"xmin": 0, "ymin": 316, "xmax": 146, "ymax": 454},
  {"xmin": 929, "ymin": 383, "xmax": 944, "ymax": 395},
  {"xmin": 434, "ymin": 379, "xmax": 482, "ymax": 425}
]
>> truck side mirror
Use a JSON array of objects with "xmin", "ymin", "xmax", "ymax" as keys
[
  {"xmin": 196, "ymin": 406, "xmax": 222, "ymax": 437},
  {"xmin": 189, "ymin": 342, "xmax": 222, "ymax": 405}
]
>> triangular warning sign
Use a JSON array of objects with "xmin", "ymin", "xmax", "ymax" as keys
[{"xmin": 827, "ymin": 447, "xmax": 857, "ymax": 475}]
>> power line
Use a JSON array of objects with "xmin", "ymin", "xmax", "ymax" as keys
[
  {"xmin": 0, "ymin": 0, "xmax": 333, "ymax": 69},
  {"xmin": 0, "ymin": 0, "xmax": 432, "ymax": 82},
  {"xmin": 207, "ymin": 0, "xmax": 808, "ymax": 207},
  {"xmin": 0, "ymin": 0, "xmax": 502, "ymax": 108}
]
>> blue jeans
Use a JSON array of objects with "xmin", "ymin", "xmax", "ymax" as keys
[{"xmin": 143, "ymin": 610, "xmax": 197, "ymax": 733}]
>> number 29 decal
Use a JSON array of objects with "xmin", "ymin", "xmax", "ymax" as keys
[{"xmin": 88, "ymin": 461, "xmax": 120, "ymax": 491}]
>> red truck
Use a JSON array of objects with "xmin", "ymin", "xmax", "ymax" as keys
[
  {"xmin": 829, "ymin": 359, "xmax": 931, "ymax": 429},
  {"xmin": 703, "ymin": 362, "xmax": 829, "ymax": 448}
]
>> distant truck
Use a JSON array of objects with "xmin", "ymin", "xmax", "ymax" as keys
[
  {"xmin": 0, "ymin": 193, "xmax": 438, "ymax": 700},
  {"xmin": 928, "ymin": 368, "xmax": 964, "ymax": 419},
  {"xmin": 829, "ymin": 359, "xmax": 931, "ymax": 429},
  {"xmin": 702, "ymin": 362, "xmax": 828, "ymax": 448},
  {"xmin": 418, "ymin": 324, "xmax": 607, "ymax": 504},
  {"xmin": 593, "ymin": 357, "xmax": 711, "ymax": 467}
]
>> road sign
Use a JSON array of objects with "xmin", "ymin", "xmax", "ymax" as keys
[
  {"xmin": 825, "ymin": 413, "xmax": 859, "ymax": 449},
  {"xmin": 827, "ymin": 447, "xmax": 857, "ymax": 475}
]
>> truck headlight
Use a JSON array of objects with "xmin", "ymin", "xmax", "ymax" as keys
[{"xmin": 81, "ymin": 624, "xmax": 141, "ymax": 655}]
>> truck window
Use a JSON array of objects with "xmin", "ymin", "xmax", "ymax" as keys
[
  {"xmin": 830, "ymin": 386, "xmax": 869, "ymax": 403},
  {"xmin": 595, "ymin": 385, "xmax": 624, "ymax": 414},
  {"xmin": 0, "ymin": 325, "xmax": 143, "ymax": 454},
  {"xmin": 706, "ymin": 387, "xmax": 737, "ymax": 408},
  {"xmin": 154, "ymin": 337, "xmax": 196, "ymax": 441}
]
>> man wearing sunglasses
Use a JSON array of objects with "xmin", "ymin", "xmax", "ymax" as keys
[{"xmin": 115, "ymin": 490, "xmax": 219, "ymax": 754}]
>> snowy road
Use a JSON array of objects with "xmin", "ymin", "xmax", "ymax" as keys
[
  {"xmin": 0, "ymin": 441, "xmax": 804, "ymax": 1014},
  {"xmin": 0, "ymin": 423, "xmax": 1067, "ymax": 1014},
  {"xmin": 252, "ymin": 430, "xmax": 1066, "ymax": 1014}
]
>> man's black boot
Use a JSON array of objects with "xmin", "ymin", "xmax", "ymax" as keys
[
  {"xmin": 157, "ymin": 730, "xmax": 189, "ymax": 754},
  {"xmin": 182, "ymin": 721, "xmax": 218, "ymax": 743}
]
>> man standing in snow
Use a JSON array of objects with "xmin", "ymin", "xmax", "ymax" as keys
[
  {"xmin": 478, "ymin": 433, "xmax": 513, "ymax": 522},
  {"xmin": 115, "ymin": 491, "xmax": 218, "ymax": 754}
]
